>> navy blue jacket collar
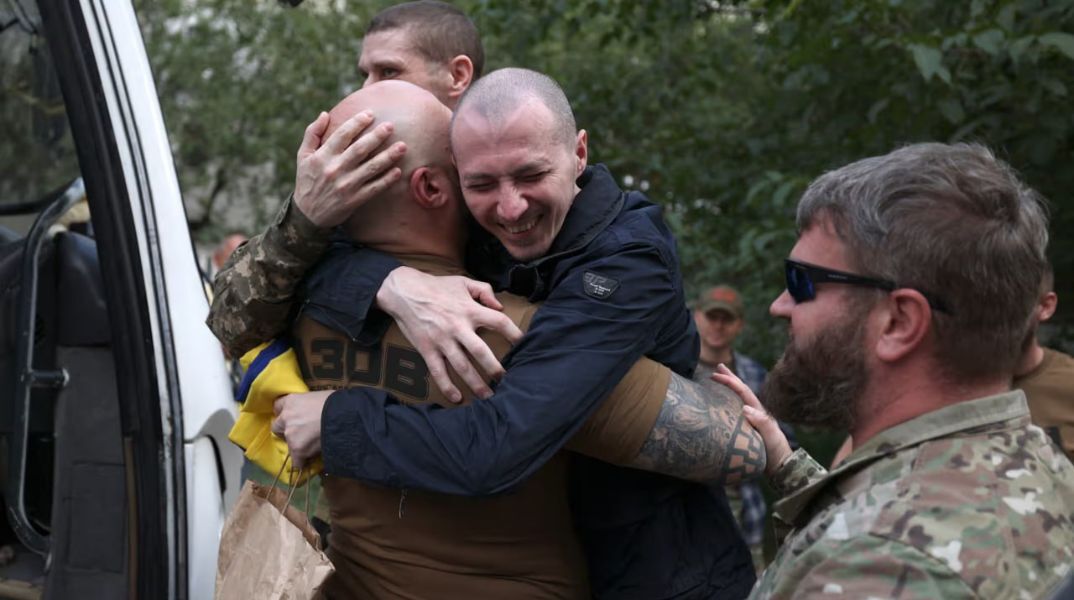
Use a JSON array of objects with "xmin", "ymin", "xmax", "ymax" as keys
[
  {"xmin": 468, "ymin": 164, "xmax": 625, "ymax": 299},
  {"xmin": 546, "ymin": 164, "xmax": 624, "ymax": 257}
]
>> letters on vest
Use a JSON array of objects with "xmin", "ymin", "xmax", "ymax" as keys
[{"xmin": 292, "ymin": 317, "xmax": 430, "ymax": 402}]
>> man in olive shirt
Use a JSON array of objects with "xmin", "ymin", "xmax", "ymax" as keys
[{"xmin": 1014, "ymin": 263, "xmax": 1074, "ymax": 463}]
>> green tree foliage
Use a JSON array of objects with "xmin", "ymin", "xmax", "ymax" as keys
[
  {"xmin": 740, "ymin": 0, "xmax": 1074, "ymax": 354},
  {"xmin": 134, "ymin": 0, "xmax": 379, "ymax": 234},
  {"xmin": 132, "ymin": 0, "xmax": 1074, "ymax": 358}
]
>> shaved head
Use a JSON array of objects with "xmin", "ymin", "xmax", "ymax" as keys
[
  {"xmin": 326, "ymin": 81, "xmax": 465, "ymax": 256},
  {"xmin": 451, "ymin": 67, "xmax": 577, "ymax": 150},
  {"xmin": 328, "ymin": 80, "xmax": 453, "ymax": 179}
]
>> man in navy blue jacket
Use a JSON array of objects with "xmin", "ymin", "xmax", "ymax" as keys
[{"xmin": 267, "ymin": 68, "xmax": 758, "ymax": 599}]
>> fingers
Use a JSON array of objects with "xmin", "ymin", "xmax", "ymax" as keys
[
  {"xmin": 712, "ymin": 365, "xmax": 794, "ymax": 474},
  {"xmin": 378, "ymin": 271, "xmax": 520, "ymax": 402},
  {"xmin": 741, "ymin": 404, "xmax": 770, "ymax": 430},
  {"xmin": 321, "ymin": 110, "xmax": 376, "ymax": 155},
  {"xmin": 336, "ymin": 147, "xmax": 405, "ymax": 207},
  {"xmin": 474, "ymin": 308, "xmax": 523, "ymax": 346},
  {"xmin": 290, "ymin": 452, "xmax": 306, "ymax": 470},
  {"xmin": 457, "ymin": 329, "xmax": 506, "ymax": 382},
  {"xmin": 315, "ymin": 122, "xmax": 398, "ymax": 197},
  {"xmin": 441, "ymin": 337, "xmax": 494, "ymax": 400},
  {"xmin": 338, "ymin": 130, "xmax": 405, "ymax": 179},
  {"xmin": 271, "ymin": 397, "xmax": 289, "ymax": 438},
  {"xmin": 711, "ymin": 364, "xmax": 762, "ymax": 410},
  {"xmin": 465, "ymin": 279, "xmax": 504, "ymax": 311},
  {"xmin": 297, "ymin": 112, "xmax": 329, "ymax": 161},
  {"xmin": 420, "ymin": 346, "xmax": 463, "ymax": 404}
]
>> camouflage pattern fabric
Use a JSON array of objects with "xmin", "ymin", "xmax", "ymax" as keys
[
  {"xmin": 751, "ymin": 391, "xmax": 1074, "ymax": 599},
  {"xmin": 206, "ymin": 195, "xmax": 330, "ymax": 358}
]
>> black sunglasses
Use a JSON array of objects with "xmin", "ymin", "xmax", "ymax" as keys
[{"xmin": 784, "ymin": 259, "xmax": 951, "ymax": 314}]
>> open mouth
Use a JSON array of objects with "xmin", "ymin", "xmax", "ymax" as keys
[{"xmin": 504, "ymin": 215, "xmax": 540, "ymax": 235}]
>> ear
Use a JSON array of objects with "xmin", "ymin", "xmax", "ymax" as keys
[
  {"xmin": 410, "ymin": 166, "xmax": 449, "ymax": 209},
  {"xmin": 874, "ymin": 289, "xmax": 932, "ymax": 363},
  {"xmin": 1038, "ymin": 291, "xmax": 1058, "ymax": 323},
  {"xmin": 574, "ymin": 129, "xmax": 588, "ymax": 176},
  {"xmin": 445, "ymin": 55, "xmax": 474, "ymax": 102}
]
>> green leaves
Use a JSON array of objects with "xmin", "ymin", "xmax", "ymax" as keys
[
  {"xmin": 908, "ymin": 43, "xmax": 952, "ymax": 84},
  {"xmin": 1039, "ymin": 32, "xmax": 1074, "ymax": 60},
  {"xmin": 129, "ymin": 0, "xmax": 1074, "ymax": 354},
  {"xmin": 972, "ymin": 28, "xmax": 1004, "ymax": 55},
  {"xmin": 937, "ymin": 98, "xmax": 965, "ymax": 124}
]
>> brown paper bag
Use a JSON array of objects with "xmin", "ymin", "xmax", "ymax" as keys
[{"xmin": 215, "ymin": 479, "xmax": 334, "ymax": 599}]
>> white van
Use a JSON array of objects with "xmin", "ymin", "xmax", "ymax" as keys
[{"xmin": 1, "ymin": 1, "xmax": 242, "ymax": 598}]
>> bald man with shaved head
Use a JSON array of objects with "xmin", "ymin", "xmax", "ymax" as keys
[{"xmin": 259, "ymin": 80, "xmax": 761, "ymax": 597}]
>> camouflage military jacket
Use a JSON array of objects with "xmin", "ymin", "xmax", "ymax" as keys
[
  {"xmin": 206, "ymin": 195, "xmax": 330, "ymax": 357},
  {"xmin": 750, "ymin": 391, "xmax": 1074, "ymax": 599}
]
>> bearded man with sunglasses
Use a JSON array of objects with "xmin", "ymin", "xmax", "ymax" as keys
[{"xmin": 713, "ymin": 142, "xmax": 1074, "ymax": 599}]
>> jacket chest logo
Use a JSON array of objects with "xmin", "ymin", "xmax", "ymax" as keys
[{"xmin": 583, "ymin": 271, "xmax": 619, "ymax": 299}]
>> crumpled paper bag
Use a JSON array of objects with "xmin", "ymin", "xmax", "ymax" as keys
[{"xmin": 216, "ymin": 480, "xmax": 334, "ymax": 599}]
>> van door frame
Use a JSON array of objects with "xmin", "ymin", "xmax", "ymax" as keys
[{"xmin": 38, "ymin": 1, "xmax": 184, "ymax": 597}]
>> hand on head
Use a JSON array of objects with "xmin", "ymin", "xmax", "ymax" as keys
[{"xmin": 293, "ymin": 109, "xmax": 406, "ymax": 228}]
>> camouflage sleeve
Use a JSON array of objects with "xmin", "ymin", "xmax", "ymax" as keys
[
  {"xmin": 206, "ymin": 195, "xmax": 331, "ymax": 357},
  {"xmin": 756, "ymin": 535, "xmax": 976, "ymax": 599},
  {"xmin": 769, "ymin": 447, "xmax": 826, "ymax": 499}
]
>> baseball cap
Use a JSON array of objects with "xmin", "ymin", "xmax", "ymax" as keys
[{"xmin": 696, "ymin": 285, "xmax": 743, "ymax": 319}]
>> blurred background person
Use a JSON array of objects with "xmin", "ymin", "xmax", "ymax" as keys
[
  {"xmin": 207, "ymin": 232, "xmax": 248, "ymax": 279},
  {"xmin": 1014, "ymin": 262, "xmax": 1074, "ymax": 463},
  {"xmin": 691, "ymin": 285, "xmax": 795, "ymax": 572}
]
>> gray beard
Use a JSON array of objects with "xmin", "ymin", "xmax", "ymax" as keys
[{"xmin": 762, "ymin": 311, "xmax": 868, "ymax": 432}]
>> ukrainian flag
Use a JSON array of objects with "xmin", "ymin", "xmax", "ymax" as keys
[{"xmin": 229, "ymin": 340, "xmax": 324, "ymax": 486}]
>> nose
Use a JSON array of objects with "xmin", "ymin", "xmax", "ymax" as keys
[
  {"xmin": 770, "ymin": 290, "xmax": 794, "ymax": 319},
  {"xmin": 497, "ymin": 187, "xmax": 529, "ymax": 222}
]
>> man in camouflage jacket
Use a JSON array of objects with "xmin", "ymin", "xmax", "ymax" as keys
[{"xmin": 714, "ymin": 142, "xmax": 1074, "ymax": 599}]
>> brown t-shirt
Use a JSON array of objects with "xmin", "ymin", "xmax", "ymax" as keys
[
  {"xmin": 292, "ymin": 254, "xmax": 670, "ymax": 600},
  {"xmin": 1015, "ymin": 346, "xmax": 1074, "ymax": 463}
]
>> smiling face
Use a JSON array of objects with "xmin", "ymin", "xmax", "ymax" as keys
[
  {"xmin": 358, "ymin": 28, "xmax": 453, "ymax": 106},
  {"xmin": 451, "ymin": 99, "xmax": 587, "ymax": 261}
]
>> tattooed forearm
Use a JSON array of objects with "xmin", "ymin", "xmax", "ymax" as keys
[{"xmin": 629, "ymin": 373, "xmax": 766, "ymax": 484}]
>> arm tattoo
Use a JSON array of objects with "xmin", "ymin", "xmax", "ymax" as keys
[{"xmin": 630, "ymin": 372, "xmax": 766, "ymax": 484}]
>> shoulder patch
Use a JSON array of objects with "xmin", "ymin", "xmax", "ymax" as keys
[{"xmin": 583, "ymin": 271, "xmax": 620, "ymax": 299}]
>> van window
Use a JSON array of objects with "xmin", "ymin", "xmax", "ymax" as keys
[{"xmin": 1, "ymin": 0, "xmax": 80, "ymax": 236}]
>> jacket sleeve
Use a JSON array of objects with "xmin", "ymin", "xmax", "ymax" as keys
[
  {"xmin": 206, "ymin": 195, "xmax": 330, "ymax": 357},
  {"xmin": 320, "ymin": 242, "xmax": 680, "ymax": 495},
  {"xmin": 206, "ymin": 196, "xmax": 400, "ymax": 357}
]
